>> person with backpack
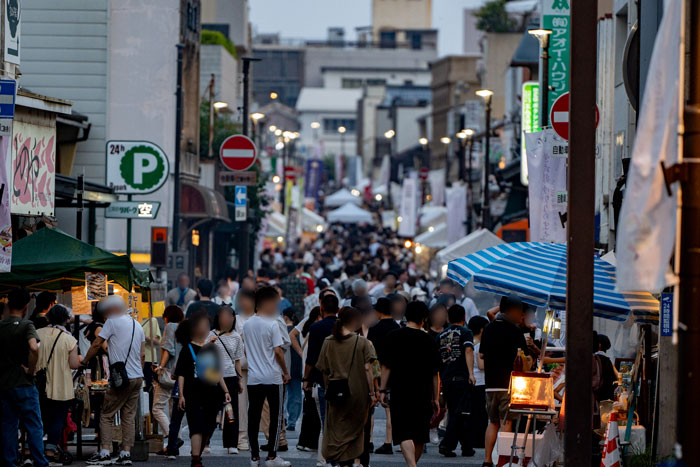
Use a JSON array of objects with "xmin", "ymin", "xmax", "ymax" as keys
[
  {"xmin": 83, "ymin": 295, "xmax": 146, "ymax": 466},
  {"xmin": 208, "ymin": 306, "xmax": 244, "ymax": 455},
  {"xmin": 174, "ymin": 310, "xmax": 231, "ymax": 467},
  {"xmin": 36, "ymin": 305, "xmax": 81, "ymax": 464}
]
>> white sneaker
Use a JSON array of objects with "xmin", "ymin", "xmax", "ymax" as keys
[
  {"xmin": 202, "ymin": 446, "xmax": 211, "ymax": 455},
  {"xmin": 228, "ymin": 448, "xmax": 239, "ymax": 455},
  {"xmin": 265, "ymin": 457, "xmax": 291, "ymax": 466},
  {"xmin": 250, "ymin": 460, "xmax": 261, "ymax": 467}
]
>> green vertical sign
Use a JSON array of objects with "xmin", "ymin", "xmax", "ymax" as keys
[
  {"xmin": 542, "ymin": 0, "xmax": 570, "ymax": 115},
  {"xmin": 521, "ymin": 81, "xmax": 540, "ymax": 185}
]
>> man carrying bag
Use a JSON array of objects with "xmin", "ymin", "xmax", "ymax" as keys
[{"xmin": 83, "ymin": 296, "xmax": 145, "ymax": 466}]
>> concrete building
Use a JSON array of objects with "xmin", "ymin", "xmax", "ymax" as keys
[
  {"xmin": 252, "ymin": 44, "xmax": 305, "ymax": 108},
  {"xmin": 296, "ymin": 88, "xmax": 363, "ymax": 158},
  {"xmin": 372, "ymin": 0, "xmax": 432, "ymax": 42},
  {"xmin": 321, "ymin": 66, "xmax": 431, "ymax": 89},
  {"xmin": 429, "ymin": 56, "xmax": 480, "ymax": 174},
  {"xmin": 22, "ymin": 0, "xmax": 218, "ymax": 278}
]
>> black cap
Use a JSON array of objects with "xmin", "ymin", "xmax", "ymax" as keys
[{"xmin": 499, "ymin": 294, "xmax": 523, "ymax": 312}]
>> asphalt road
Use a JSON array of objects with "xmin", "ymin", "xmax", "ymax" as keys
[{"xmin": 69, "ymin": 408, "xmax": 487, "ymax": 466}]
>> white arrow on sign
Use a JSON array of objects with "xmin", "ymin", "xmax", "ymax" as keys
[{"xmin": 235, "ymin": 186, "xmax": 247, "ymax": 205}]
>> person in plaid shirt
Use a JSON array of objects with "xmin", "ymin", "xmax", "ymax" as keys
[{"xmin": 279, "ymin": 262, "xmax": 308, "ymax": 321}]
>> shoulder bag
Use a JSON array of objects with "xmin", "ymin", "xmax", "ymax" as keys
[
  {"xmin": 325, "ymin": 335, "xmax": 359, "ymax": 405},
  {"xmin": 109, "ymin": 319, "xmax": 135, "ymax": 390},
  {"xmin": 36, "ymin": 330, "xmax": 62, "ymax": 398}
]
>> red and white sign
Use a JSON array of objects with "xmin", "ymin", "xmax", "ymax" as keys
[
  {"xmin": 219, "ymin": 135, "xmax": 257, "ymax": 171},
  {"xmin": 419, "ymin": 167, "xmax": 429, "ymax": 180},
  {"xmin": 550, "ymin": 92, "xmax": 600, "ymax": 141},
  {"xmin": 284, "ymin": 165, "xmax": 298, "ymax": 181}
]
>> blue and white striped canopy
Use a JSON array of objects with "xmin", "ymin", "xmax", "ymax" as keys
[{"xmin": 447, "ymin": 242, "xmax": 659, "ymax": 323}]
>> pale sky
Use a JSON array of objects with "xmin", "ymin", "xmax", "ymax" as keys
[{"xmin": 249, "ymin": 0, "xmax": 485, "ymax": 57}]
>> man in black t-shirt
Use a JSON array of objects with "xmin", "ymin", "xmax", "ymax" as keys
[
  {"xmin": 479, "ymin": 295, "xmax": 528, "ymax": 466},
  {"xmin": 380, "ymin": 301, "xmax": 441, "ymax": 467},
  {"xmin": 367, "ymin": 297, "xmax": 400, "ymax": 454},
  {"xmin": 185, "ymin": 279, "xmax": 221, "ymax": 325},
  {"xmin": 437, "ymin": 305, "xmax": 475, "ymax": 457},
  {"xmin": 0, "ymin": 289, "xmax": 48, "ymax": 467}
]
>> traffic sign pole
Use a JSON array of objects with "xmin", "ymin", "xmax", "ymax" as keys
[{"xmin": 126, "ymin": 194, "xmax": 132, "ymax": 257}]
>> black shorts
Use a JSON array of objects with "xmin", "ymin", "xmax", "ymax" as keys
[{"xmin": 389, "ymin": 398, "xmax": 432, "ymax": 446}]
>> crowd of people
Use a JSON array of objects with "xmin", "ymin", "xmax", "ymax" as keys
[{"xmin": 0, "ymin": 221, "xmax": 620, "ymax": 467}]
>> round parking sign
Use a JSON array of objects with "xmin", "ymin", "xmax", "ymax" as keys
[{"xmin": 106, "ymin": 141, "xmax": 169, "ymax": 194}]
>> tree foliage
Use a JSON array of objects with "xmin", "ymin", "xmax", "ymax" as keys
[{"xmin": 474, "ymin": 0, "xmax": 518, "ymax": 33}]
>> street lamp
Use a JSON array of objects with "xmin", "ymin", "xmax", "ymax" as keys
[
  {"xmin": 440, "ymin": 136, "xmax": 451, "ymax": 145},
  {"xmin": 269, "ymin": 125, "xmax": 277, "ymax": 132},
  {"xmin": 528, "ymin": 29, "xmax": 552, "ymax": 127},
  {"xmin": 270, "ymin": 91, "xmax": 278, "ymax": 100},
  {"xmin": 310, "ymin": 121, "xmax": 321, "ymax": 129},
  {"xmin": 384, "ymin": 129, "xmax": 395, "ymax": 139},
  {"xmin": 250, "ymin": 112, "xmax": 265, "ymax": 150},
  {"xmin": 337, "ymin": 125, "xmax": 347, "ymax": 156},
  {"xmin": 418, "ymin": 137, "xmax": 428, "ymax": 146},
  {"xmin": 213, "ymin": 101, "xmax": 228, "ymax": 110},
  {"xmin": 476, "ymin": 89, "xmax": 494, "ymax": 230}
]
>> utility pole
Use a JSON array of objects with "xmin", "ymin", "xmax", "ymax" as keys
[
  {"xmin": 466, "ymin": 134, "xmax": 474, "ymax": 234},
  {"xmin": 239, "ymin": 57, "xmax": 260, "ymax": 276},
  {"xmin": 564, "ymin": 1, "xmax": 596, "ymax": 465},
  {"xmin": 208, "ymin": 73, "xmax": 215, "ymax": 158},
  {"xmin": 481, "ymin": 94, "xmax": 492, "ymax": 230},
  {"xmin": 172, "ymin": 44, "xmax": 184, "ymax": 253},
  {"xmin": 76, "ymin": 174, "xmax": 84, "ymax": 240},
  {"xmin": 678, "ymin": 0, "xmax": 700, "ymax": 458}
]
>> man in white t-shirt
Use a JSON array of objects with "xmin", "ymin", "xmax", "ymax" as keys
[
  {"xmin": 242, "ymin": 286, "xmax": 291, "ymax": 467},
  {"xmin": 84, "ymin": 295, "xmax": 145, "ymax": 466}
]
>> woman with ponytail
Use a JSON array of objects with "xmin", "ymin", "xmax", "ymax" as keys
[{"xmin": 316, "ymin": 307, "xmax": 377, "ymax": 467}]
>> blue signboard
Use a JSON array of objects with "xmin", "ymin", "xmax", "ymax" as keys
[
  {"xmin": 0, "ymin": 79, "xmax": 17, "ymax": 118},
  {"xmin": 661, "ymin": 293, "xmax": 673, "ymax": 337},
  {"xmin": 304, "ymin": 159, "xmax": 323, "ymax": 202},
  {"xmin": 234, "ymin": 186, "xmax": 247, "ymax": 206}
]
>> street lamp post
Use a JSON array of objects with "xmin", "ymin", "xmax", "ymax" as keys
[
  {"xmin": 419, "ymin": 137, "xmax": 429, "ymax": 204},
  {"xmin": 338, "ymin": 125, "xmax": 347, "ymax": 156},
  {"xmin": 251, "ymin": 112, "xmax": 265, "ymax": 153},
  {"xmin": 476, "ymin": 89, "xmax": 493, "ymax": 230},
  {"xmin": 529, "ymin": 29, "xmax": 552, "ymax": 127}
]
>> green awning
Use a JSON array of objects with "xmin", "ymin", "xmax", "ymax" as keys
[{"xmin": 0, "ymin": 228, "xmax": 149, "ymax": 293}]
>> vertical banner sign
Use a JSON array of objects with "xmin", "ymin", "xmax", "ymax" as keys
[
  {"xmin": 0, "ymin": 136, "xmax": 12, "ymax": 271},
  {"xmin": 521, "ymin": 81, "xmax": 540, "ymax": 186},
  {"xmin": 542, "ymin": 0, "xmax": 570, "ymax": 115},
  {"xmin": 398, "ymin": 177, "xmax": 417, "ymax": 238},
  {"xmin": 660, "ymin": 293, "xmax": 673, "ymax": 337},
  {"xmin": 304, "ymin": 159, "xmax": 323, "ymax": 203},
  {"xmin": 4, "ymin": 0, "xmax": 20, "ymax": 65},
  {"xmin": 446, "ymin": 184, "xmax": 467, "ymax": 243},
  {"xmin": 525, "ymin": 129, "xmax": 568, "ymax": 243}
]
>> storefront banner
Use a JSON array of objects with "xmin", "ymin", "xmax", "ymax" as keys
[
  {"xmin": 525, "ymin": 129, "xmax": 567, "ymax": 243},
  {"xmin": 398, "ymin": 177, "xmax": 417, "ymax": 238},
  {"xmin": 9, "ymin": 120, "xmax": 55, "ymax": 215},
  {"xmin": 542, "ymin": 0, "xmax": 570, "ymax": 115},
  {"xmin": 304, "ymin": 159, "xmax": 323, "ymax": 202},
  {"xmin": 0, "ymin": 135, "xmax": 12, "ymax": 271},
  {"xmin": 446, "ymin": 184, "xmax": 467, "ymax": 244},
  {"xmin": 617, "ymin": 0, "xmax": 681, "ymax": 293},
  {"xmin": 428, "ymin": 169, "xmax": 446, "ymax": 206}
]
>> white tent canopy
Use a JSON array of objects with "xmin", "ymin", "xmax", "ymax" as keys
[
  {"xmin": 265, "ymin": 212, "xmax": 286, "ymax": 237},
  {"xmin": 419, "ymin": 206, "xmax": 447, "ymax": 229},
  {"xmin": 324, "ymin": 188, "xmax": 362, "ymax": 207},
  {"xmin": 327, "ymin": 203, "xmax": 374, "ymax": 224},
  {"xmin": 436, "ymin": 229, "xmax": 505, "ymax": 267},
  {"xmin": 302, "ymin": 208, "xmax": 327, "ymax": 232},
  {"xmin": 415, "ymin": 223, "xmax": 448, "ymax": 249}
]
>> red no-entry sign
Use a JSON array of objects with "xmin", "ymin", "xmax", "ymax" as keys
[
  {"xmin": 220, "ymin": 135, "xmax": 258, "ymax": 171},
  {"xmin": 550, "ymin": 92, "xmax": 600, "ymax": 141}
]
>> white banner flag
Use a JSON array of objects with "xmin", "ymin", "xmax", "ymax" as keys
[
  {"xmin": 617, "ymin": 0, "xmax": 681, "ymax": 293},
  {"xmin": 398, "ymin": 177, "xmax": 418, "ymax": 237},
  {"xmin": 525, "ymin": 129, "xmax": 568, "ymax": 243},
  {"xmin": 428, "ymin": 169, "xmax": 446, "ymax": 206},
  {"xmin": 446, "ymin": 184, "xmax": 467, "ymax": 244}
]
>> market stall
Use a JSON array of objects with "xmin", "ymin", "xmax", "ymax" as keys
[
  {"xmin": 327, "ymin": 202, "xmax": 374, "ymax": 224},
  {"xmin": 324, "ymin": 188, "xmax": 362, "ymax": 207},
  {"xmin": 0, "ymin": 227, "xmax": 151, "ymax": 459},
  {"xmin": 446, "ymin": 242, "xmax": 660, "ymax": 464}
]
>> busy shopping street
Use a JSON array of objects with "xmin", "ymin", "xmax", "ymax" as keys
[{"xmin": 0, "ymin": 0, "xmax": 695, "ymax": 466}]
